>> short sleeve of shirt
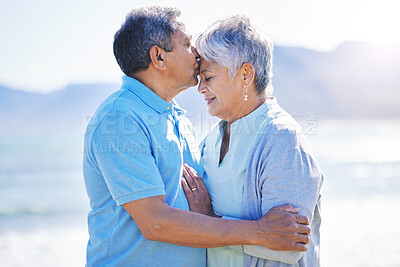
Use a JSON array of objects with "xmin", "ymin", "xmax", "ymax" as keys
[{"xmin": 89, "ymin": 109, "xmax": 165, "ymax": 206}]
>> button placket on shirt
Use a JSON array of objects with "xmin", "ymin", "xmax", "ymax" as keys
[
  {"xmin": 176, "ymin": 119, "xmax": 187, "ymax": 148},
  {"xmin": 167, "ymin": 106, "xmax": 186, "ymax": 151}
]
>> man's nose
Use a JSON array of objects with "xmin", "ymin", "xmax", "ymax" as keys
[{"xmin": 191, "ymin": 46, "xmax": 200, "ymax": 59}]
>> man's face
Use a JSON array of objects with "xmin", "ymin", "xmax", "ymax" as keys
[{"xmin": 164, "ymin": 26, "xmax": 200, "ymax": 91}]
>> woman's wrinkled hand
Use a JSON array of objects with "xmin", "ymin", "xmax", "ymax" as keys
[{"xmin": 181, "ymin": 163, "xmax": 219, "ymax": 217}]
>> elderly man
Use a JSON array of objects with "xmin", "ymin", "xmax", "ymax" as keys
[{"xmin": 83, "ymin": 6, "xmax": 310, "ymax": 267}]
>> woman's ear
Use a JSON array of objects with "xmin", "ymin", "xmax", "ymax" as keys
[
  {"xmin": 241, "ymin": 63, "xmax": 255, "ymax": 88},
  {"xmin": 149, "ymin": 45, "xmax": 167, "ymax": 71}
]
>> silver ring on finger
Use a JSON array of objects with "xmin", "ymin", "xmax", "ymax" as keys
[{"xmin": 191, "ymin": 187, "xmax": 197, "ymax": 192}]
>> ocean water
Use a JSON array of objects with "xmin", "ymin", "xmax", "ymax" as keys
[
  {"xmin": 0, "ymin": 134, "xmax": 89, "ymax": 266},
  {"xmin": 0, "ymin": 120, "xmax": 399, "ymax": 266},
  {"xmin": 308, "ymin": 120, "xmax": 400, "ymax": 267}
]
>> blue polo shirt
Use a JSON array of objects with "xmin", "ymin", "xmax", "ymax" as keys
[{"xmin": 83, "ymin": 76, "xmax": 206, "ymax": 266}]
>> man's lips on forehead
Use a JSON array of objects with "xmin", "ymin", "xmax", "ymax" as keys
[{"xmin": 194, "ymin": 63, "xmax": 200, "ymax": 74}]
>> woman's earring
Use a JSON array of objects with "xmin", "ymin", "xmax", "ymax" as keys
[{"xmin": 244, "ymin": 88, "xmax": 248, "ymax": 101}]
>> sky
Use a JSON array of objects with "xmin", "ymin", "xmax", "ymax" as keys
[{"xmin": 1, "ymin": 0, "xmax": 399, "ymax": 93}]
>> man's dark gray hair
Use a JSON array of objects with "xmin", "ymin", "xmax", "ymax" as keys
[
  {"xmin": 113, "ymin": 6, "xmax": 181, "ymax": 75},
  {"xmin": 196, "ymin": 15, "xmax": 274, "ymax": 96}
]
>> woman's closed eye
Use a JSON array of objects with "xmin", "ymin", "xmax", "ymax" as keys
[{"xmin": 204, "ymin": 76, "xmax": 213, "ymax": 81}]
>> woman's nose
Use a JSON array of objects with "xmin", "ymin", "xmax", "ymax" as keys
[{"xmin": 198, "ymin": 80, "xmax": 208, "ymax": 94}]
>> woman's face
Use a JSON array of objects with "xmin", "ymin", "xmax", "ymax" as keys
[{"xmin": 198, "ymin": 59, "xmax": 244, "ymax": 120}]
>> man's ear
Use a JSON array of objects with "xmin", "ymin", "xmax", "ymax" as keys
[
  {"xmin": 149, "ymin": 45, "xmax": 167, "ymax": 71},
  {"xmin": 241, "ymin": 63, "xmax": 255, "ymax": 88}
]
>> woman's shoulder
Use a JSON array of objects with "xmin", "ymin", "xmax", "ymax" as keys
[
  {"xmin": 252, "ymin": 102, "xmax": 309, "ymax": 156},
  {"xmin": 200, "ymin": 119, "xmax": 223, "ymax": 153},
  {"xmin": 204, "ymin": 120, "xmax": 224, "ymax": 142},
  {"xmin": 258, "ymin": 102, "xmax": 303, "ymax": 139}
]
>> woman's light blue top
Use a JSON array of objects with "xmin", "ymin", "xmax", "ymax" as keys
[
  {"xmin": 202, "ymin": 103, "xmax": 269, "ymax": 267},
  {"xmin": 201, "ymin": 97, "xmax": 323, "ymax": 266}
]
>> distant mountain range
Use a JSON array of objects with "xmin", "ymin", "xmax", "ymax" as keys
[
  {"xmin": 0, "ymin": 83, "xmax": 118, "ymax": 133},
  {"xmin": 273, "ymin": 42, "xmax": 400, "ymax": 119},
  {"xmin": 1, "ymin": 42, "xmax": 399, "ymax": 133}
]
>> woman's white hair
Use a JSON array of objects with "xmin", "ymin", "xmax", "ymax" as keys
[{"xmin": 196, "ymin": 15, "xmax": 274, "ymax": 95}]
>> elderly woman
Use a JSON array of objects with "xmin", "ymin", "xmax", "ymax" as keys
[{"xmin": 181, "ymin": 16, "xmax": 323, "ymax": 266}]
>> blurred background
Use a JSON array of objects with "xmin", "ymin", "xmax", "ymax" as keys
[{"xmin": 1, "ymin": 0, "xmax": 399, "ymax": 266}]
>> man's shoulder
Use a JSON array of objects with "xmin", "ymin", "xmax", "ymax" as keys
[
  {"xmin": 91, "ymin": 87, "xmax": 157, "ymax": 125},
  {"xmin": 97, "ymin": 88, "xmax": 149, "ymax": 115},
  {"xmin": 84, "ymin": 89, "xmax": 148, "ymax": 140}
]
